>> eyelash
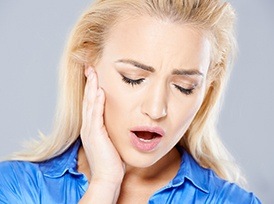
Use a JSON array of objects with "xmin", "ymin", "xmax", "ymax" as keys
[
  {"xmin": 173, "ymin": 84, "xmax": 194, "ymax": 95},
  {"xmin": 121, "ymin": 75, "xmax": 195, "ymax": 95},
  {"xmin": 122, "ymin": 75, "xmax": 145, "ymax": 86}
]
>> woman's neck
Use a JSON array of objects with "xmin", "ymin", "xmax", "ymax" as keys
[
  {"xmin": 77, "ymin": 146, "xmax": 181, "ymax": 184},
  {"xmin": 124, "ymin": 148, "xmax": 181, "ymax": 182}
]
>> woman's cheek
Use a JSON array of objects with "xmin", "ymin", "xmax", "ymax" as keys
[
  {"xmin": 171, "ymin": 94, "xmax": 204, "ymax": 126},
  {"xmin": 103, "ymin": 89, "xmax": 127, "ymax": 131}
]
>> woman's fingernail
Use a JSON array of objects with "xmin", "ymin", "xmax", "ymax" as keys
[
  {"xmin": 88, "ymin": 69, "xmax": 95, "ymax": 80},
  {"xmin": 86, "ymin": 67, "xmax": 94, "ymax": 77},
  {"xmin": 97, "ymin": 88, "xmax": 103, "ymax": 96},
  {"xmin": 97, "ymin": 88, "xmax": 101, "ymax": 96}
]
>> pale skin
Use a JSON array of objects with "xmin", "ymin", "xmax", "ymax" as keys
[{"xmin": 78, "ymin": 16, "xmax": 211, "ymax": 203}]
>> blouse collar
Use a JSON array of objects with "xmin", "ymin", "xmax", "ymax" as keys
[{"xmin": 39, "ymin": 138, "xmax": 209, "ymax": 194}]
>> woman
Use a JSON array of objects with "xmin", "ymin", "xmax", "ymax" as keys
[{"xmin": 0, "ymin": 0, "xmax": 261, "ymax": 203}]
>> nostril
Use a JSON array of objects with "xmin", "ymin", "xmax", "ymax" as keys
[
  {"xmin": 141, "ymin": 100, "xmax": 167, "ymax": 119},
  {"xmin": 140, "ymin": 88, "xmax": 168, "ymax": 120},
  {"xmin": 149, "ymin": 108, "xmax": 167, "ymax": 120}
]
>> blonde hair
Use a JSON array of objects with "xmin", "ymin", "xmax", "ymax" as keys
[{"xmin": 13, "ymin": 0, "xmax": 245, "ymax": 186}]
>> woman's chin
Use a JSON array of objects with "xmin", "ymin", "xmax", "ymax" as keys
[
  {"xmin": 124, "ymin": 160, "xmax": 156, "ymax": 169},
  {"xmin": 120, "ymin": 150, "xmax": 161, "ymax": 169}
]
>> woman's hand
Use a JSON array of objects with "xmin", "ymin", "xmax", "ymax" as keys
[{"xmin": 79, "ymin": 67, "xmax": 125, "ymax": 203}]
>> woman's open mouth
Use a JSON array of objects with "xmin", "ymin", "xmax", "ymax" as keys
[
  {"xmin": 133, "ymin": 131, "xmax": 161, "ymax": 142},
  {"xmin": 129, "ymin": 126, "xmax": 164, "ymax": 152}
]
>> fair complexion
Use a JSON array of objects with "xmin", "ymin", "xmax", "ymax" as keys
[{"xmin": 79, "ymin": 16, "xmax": 211, "ymax": 204}]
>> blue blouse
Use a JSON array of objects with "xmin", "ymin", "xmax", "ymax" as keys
[{"xmin": 0, "ymin": 139, "xmax": 261, "ymax": 203}]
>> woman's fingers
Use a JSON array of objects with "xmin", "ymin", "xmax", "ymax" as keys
[
  {"xmin": 82, "ymin": 67, "xmax": 97, "ymax": 130},
  {"xmin": 92, "ymin": 88, "xmax": 105, "ymax": 129},
  {"xmin": 80, "ymin": 67, "xmax": 125, "ymax": 184},
  {"xmin": 81, "ymin": 67, "xmax": 109, "ymax": 156}
]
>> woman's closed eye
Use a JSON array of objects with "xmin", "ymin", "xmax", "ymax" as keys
[
  {"xmin": 173, "ymin": 84, "xmax": 195, "ymax": 95},
  {"xmin": 121, "ymin": 75, "xmax": 145, "ymax": 87},
  {"xmin": 121, "ymin": 74, "xmax": 196, "ymax": 95}
]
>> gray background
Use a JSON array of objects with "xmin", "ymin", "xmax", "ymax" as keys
[{"xmin": 0, "ymin": 1, "xmax": 273, "ymax": 203}]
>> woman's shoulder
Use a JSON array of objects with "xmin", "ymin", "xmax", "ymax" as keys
[
  {"xmin": 0, "ymin": 140, "xmax": 84, "ymax": 203},
  {"xmin": 205, "ymin": 170, "xmax": 261, "ymax": 203},
  {"xmin": 0, "ymin": 160, "xmax": 41, "ymax": 188},
  {"xmin": 0, "ymin": 160, "xmax": 40, "ymax": 182},
  {"xmin": 0, "ymin": 160, "xmax": 41, "ymax": 203},
  {"xmin": 176, "ymin": 150, "xmax": 261, "ymax": 203}
]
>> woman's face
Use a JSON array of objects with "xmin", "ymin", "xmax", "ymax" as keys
[{"xmin": 95, "ymin": 16, "xmax": 211, "ymax": 168}]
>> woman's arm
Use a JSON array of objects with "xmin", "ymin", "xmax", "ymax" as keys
[{"xmin": 79, "ymin": 67, "xmax": 125, "ymax": 204}]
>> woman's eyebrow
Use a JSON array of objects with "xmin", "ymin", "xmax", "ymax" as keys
[
  {"xmin": 172, "ymin": 69, "xmax": 204, "ymax": 77},
  {"xmin": 115, "ymin": 59, "xmax": 204, "ymax": 77},
  {"xmin": 115, "ymin": 59, "xmax": 155, "ymax": 72}
]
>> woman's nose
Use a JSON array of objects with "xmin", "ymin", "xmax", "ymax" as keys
[{"xmin": 141, "ymin": 84, "xmax": 168, "ymax": 120}]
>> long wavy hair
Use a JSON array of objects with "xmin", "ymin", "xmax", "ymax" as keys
[{"xmin": 12, "ymin": 0, "xmax": 245, "ymax": 186}]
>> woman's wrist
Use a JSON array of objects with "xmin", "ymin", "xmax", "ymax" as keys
[
  {"xmin": 91, "ymin": 176, "xmax": 123, "ymax": 188},
  {"xmin": 79, "ymin": 178, "xmax": 122, "ymax": 204},
  {"xmin": 91, "ymin": 170, "xmax": 124, "ymax": 184}
]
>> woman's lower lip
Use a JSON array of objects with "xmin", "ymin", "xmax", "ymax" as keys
[{"xmin": 129, "ymin": 132, "xmax": 162, "ymax": 152}]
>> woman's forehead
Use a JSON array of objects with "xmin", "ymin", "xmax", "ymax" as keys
[{"xmin": 103, "ymin": 16, "xmax": 211, "ymax": 74}]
